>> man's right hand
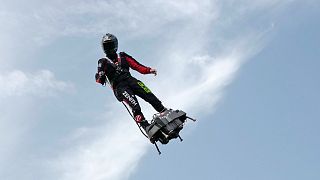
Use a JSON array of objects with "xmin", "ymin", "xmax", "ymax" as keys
[{"xmin": 95, "ymin": 71, "xmax": 106, "ymax": 85}]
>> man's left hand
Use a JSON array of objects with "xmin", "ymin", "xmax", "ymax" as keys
[{"xmin": 150, "ymin": 68, "xmax": 157, "ymax": 76}]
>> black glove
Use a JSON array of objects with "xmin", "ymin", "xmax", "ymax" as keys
[{"xmin": 95, "ymin": 71, "xmax": 106, "ymax": 85}]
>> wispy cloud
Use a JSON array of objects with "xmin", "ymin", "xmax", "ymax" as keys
[
  {"xmin": 160, "ymin": 32, "xmax": 269, "ymax": 112},
  {"xmin": 0, "ymin": 70, "xmax": 74, "ymax": 98},
  {"xmin": 50, "ymin": 117, "xmax": 149, "ymax": 180},
  {"xmin": 0, "ymin": 69, "xmax": 73, "ymax": 177},
  {"xmin": 0, "ymin": 0, "xmax": 217, "ymax": 46}
]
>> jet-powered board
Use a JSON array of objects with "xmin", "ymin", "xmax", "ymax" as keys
[
  {"xmin": 147, "ymin": 109, "xmax": 195, "ymax": 141},
  {"xmin": 122, "ymin": 102, "xmax": 196, "ymax": 155},
  {"xmin": 146, "ymin": 109, "xmax": 196, "ymax": 154}
]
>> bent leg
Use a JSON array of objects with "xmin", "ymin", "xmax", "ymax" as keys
[
  {"xmin": 115, "ymin": 85, "xmax": 143, "ymax": 119},
  {"xmin": 115, "ymin": 84, "xmax": 150, "ymax": 129},
  {"xmin": 128, "ymin": 78, "xmax": 166, "ymax": 113}
]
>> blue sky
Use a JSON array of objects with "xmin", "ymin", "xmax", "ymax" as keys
[{"xmin": 0, "ymin": 0, "xmax": 319, "ymax": 180}]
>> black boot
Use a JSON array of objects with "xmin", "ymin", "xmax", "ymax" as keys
[
  {"xmin": 140, "ymin": 120, "xmax": 150, "ymax": 130},
  {"xmin": 160, "ymin": 107, "xmax": 167, "ymax": 113}
]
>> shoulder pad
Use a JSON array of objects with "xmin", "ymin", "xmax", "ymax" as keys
[
  {"xmin": 119, "ymin": 52, "xmax": 133, "ymax": 58},
  {"xmin": 98, "ymin": 58, "xmax": 107, "ymax": 63}
]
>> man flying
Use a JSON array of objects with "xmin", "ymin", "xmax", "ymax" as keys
[{"xmin": 95, "ymin": 33, "xmax": 167, "ymax": 130}]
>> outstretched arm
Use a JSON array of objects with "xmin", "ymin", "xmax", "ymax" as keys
[{"xmin": 121, "ymin": 52, "xmax": 153, "ymax": 74}]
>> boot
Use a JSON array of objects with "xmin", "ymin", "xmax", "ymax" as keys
[
  {"xmin": 139, "ymin": 120, "xmax": 150, "ymax": 130},
  {"xmin": 160, "ymin": 107, "xmax": 167, "ymax": 113}
]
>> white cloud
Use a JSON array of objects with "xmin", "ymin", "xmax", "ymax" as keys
[
  {"xmin": 0, "ymin": 70, "xmax": 74, "ymax": 98},
  {"xmin": 162, "ymin": 31, "xmax": 269, "ymax": 112},
  {"xmin": 51, "ymin": 118, "xmax": 149, "ymax": 180},
  {"xmin": 0, "ymin": 0, "xmax": 218, "ymax": 46},
  {"xmin": 0, "ymin": 69, "xmax": 73, "ymax": 176}
]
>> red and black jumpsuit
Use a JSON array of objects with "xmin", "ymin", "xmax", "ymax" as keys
[{"xmin": 96, "ymin": 52, "xmax": 165, "ymax": 123}]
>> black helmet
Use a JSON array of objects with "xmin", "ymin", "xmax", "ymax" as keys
[{"xmin": 101, "ymin": 33, "xmax": 118, "ymax": 54}]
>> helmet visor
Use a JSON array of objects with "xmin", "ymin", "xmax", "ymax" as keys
[{"xmin": 103, "ymin": 41, "xmax": 117, "ymax": 54}]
